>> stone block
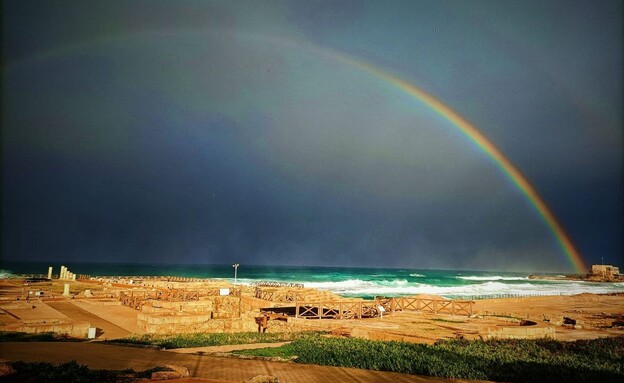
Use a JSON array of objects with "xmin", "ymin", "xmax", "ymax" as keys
[
  {"xmin": 150, "ymin": 364, "xmax": 189, "ymax": 380},
  {"xmin": 245, "ymin": 375, "xmax": 280, "ymax": 383}
]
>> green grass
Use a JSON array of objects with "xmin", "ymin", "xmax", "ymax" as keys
[
  {"xmin": 431, "ymin": 318, "xmax": 466, "ymax": 323},
  {"xmin": 0, "ymin": 331, "xmax": 82, "ymax": 342},
  {"xmin": 233, "ymin": 343, "xmax": 298, "ymax": 359},
  {"xmin": 234, "ymin": 336, "xmax": 624, "ymax": 382},
  {"xmin": 112, "ymin": 331, "xmax": 324, "ymax": 349}
]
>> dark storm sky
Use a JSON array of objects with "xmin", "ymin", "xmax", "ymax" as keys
[{"xmin": 2, "ymin": 0, "xmax": 622, "ymax": 272}]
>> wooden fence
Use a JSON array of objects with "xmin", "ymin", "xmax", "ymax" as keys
[
  {"xmin": 92, "ymin": 276, "xmax": 216, "ymax": 283},
  {"xmin": 294, "ymin": 297, "xmax": 474, "ymax": 319},
  {"xmin": 254, "ymin": 281, "xmax": 304, "ymax": 288},
  {"xmin": 254, "ymin": 287, "xmax": 305, "ymax": 302},
  {"xmin": 382, "ymin": 297, "xmax": 473, "ymax": 316},
  {"xmin": 119, "ymin": 289, "xmax": 200, "ymax": 310},
  {"xmin": 119, "ymin": 287, "xmax": 241, "ymax": 310},
  {"xmin": 295, "ymin": 301, "xmax": 379, "ymax": 319}
]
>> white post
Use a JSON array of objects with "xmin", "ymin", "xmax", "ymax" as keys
[
  {"xmin": 47, "ymin": 267, "xmax": 53, "ymax": 279},
  {"xmin": 232, "ymin": 263, "xmax": 239, "ymax": 284}
]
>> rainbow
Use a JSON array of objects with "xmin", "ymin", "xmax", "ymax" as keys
[
  {"xmin": 3, "ymin": 30, "xmax": 587, "ymax": 272},
  {"xmin": 330, "ymin": 54, "xmax": 586, "ymax": 273}
]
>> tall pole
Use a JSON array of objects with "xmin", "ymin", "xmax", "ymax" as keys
[{"xmin": 232, "ymin": 263, "xmax": 239, "ymax": 284}]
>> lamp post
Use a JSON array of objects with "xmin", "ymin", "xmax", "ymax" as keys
[{"xmin": 232, "ymin": 263, "xmax": 240, "ymax": 284}]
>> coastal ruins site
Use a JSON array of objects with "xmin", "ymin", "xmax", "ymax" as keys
[{"xmin": 1, "ymin": 269, "xmax": 623, "ymax": 344}]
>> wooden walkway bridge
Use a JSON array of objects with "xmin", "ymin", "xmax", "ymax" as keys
[{"xmin": 261, "ymin": 296, "xmax": 474, "ymax": 320}]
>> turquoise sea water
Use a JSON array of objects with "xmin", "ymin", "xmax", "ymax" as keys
[{"xmin": 2, "ymin": 261, "xmax": 623, "ymax": 299}]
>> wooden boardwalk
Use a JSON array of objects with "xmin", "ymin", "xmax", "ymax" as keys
[
  {"xmin": 379, "ymin": 297, "xmax": 474, "ymax": 316},
  {"xmin": 290, "ymin": 297, "xmax": 473, "ymax": 319},
  {"xmin": 259, "ymin": 297, "xmax": 474, "ymax": 320}
]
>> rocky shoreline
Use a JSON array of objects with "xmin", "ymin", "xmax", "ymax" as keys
[{"xmin": 528, "ymin": 274, "xmax": 624, "ymax": 283}]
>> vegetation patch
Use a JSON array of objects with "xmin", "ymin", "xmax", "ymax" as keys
[
  {"xmin": 6, "ymin": 360, "xmax": 173, "ymax": 383},
  {"xmin": 0, "ymin": 331, "xmax": 82, "ymax": 342},
  {"xmin": 236, "ymin": 336, "xmax": 624, "ymax": 382},
  {"xmin": 232, "ymin": 343, "xmax": 298, "ymax": 360},
  {"xmin": 431, "ymin": 318, "xmax": 466, "ymax": 324},
  {"xmin": 112, "ymin": 331, "xmax": 324, "ymax": 349},
  {"xmin": 10, "ymin": 360, "xmax": 118, "ymax": 383}
]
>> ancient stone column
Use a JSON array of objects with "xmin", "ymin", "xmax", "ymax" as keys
[
  {"xmin": 63, "ymin": 283, "xmax": 70, "ymax": 296},
  {"xmin": 47, "ymin": 267, "xmax": 53, "ymax": 279}
]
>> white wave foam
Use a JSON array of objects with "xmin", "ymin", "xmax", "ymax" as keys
[
  {"xmin": 304, "ymin": 279, "xmax": 412, "ymax": 289},
  {"xmin": 456, "ymin": 276, "xmax": 527, "ymax": 281},
  {"xmin": 237, "ymin": 276, "xmax": 624, "ymax": 298},
  {"xmin": 0, "ymin": 270, "xmax": 12, "ymax": 279},
  {"xmin": 409, "ymin": 273, "xmax": 426, "ymax": 277},
  {"xmin": 311, "ymin": 280, "xmax": 624, "ymax": 298}
]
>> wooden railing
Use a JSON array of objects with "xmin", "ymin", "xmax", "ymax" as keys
[
  {"xmin": 254, "ymin": 287, "xmax": 305, "ymax": 302},
  {"xmin": 294, "ymin": 297, "xmax": 474, "ymax": 319},
  {"xmin": 295, "ymin": 301, "xmax": 379, "ymax": 319},
  {"xmin": 92, "ymin": 276, "xmax": 216, "ymax": 283},
  {"xmin": 378, "ymin": 297, "xmax": 473, "ymax": 316},
  {"xmin": 120, "ymin": 287, "xmax": 240, "ymax": 309},
  {"xmin": 119, "ymin": 289, "xmax": 200, "ymax": 309},
  {"xmin": 254, "ymin": 281, "xmax": 304, "ymax": 288}
]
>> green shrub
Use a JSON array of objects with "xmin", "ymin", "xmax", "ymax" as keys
[
  {"xmin": 0, "ymin": 331, "xmax": 81, "ymax": 342},
  {"xmin": 10, "ymin": 361, "xmax": 126, "ymax": 383},
  {"xmin": 10, "ymin": 361, "xmax": 173, "ymax": 383}
]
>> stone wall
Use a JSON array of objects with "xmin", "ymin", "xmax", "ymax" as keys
[
  {"xmin": 136, "ymin": 313, "xmax": 259, "ymax": 334},
  {"xmin": 486, "ymin": 326, "xmax": 555, "ymax": 340},
  {"xmin": 15, "ymin": 320, "xmax": 90, "ymax": 338},
  {"xmin": 141, "ymin": 300, "xmax": 214, "ymax": 314},
  {"xmin": 135, "ymin": 295, "xmax": 268, "ymax": 334}
]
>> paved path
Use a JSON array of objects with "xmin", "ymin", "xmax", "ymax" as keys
[
  {"xmin": 0, "ymin": 342, "xmax": 474, "ymax": 383},
  {"xmin": 71, "ymin": 300, "xmax": 142, "ymax": 334},
  {"xmin": 46, "ymin": 302, "xmax": 130, "ymax": 339},
  {"xmin": 166, "ymin": 342, "xmax": 292, "ymax": 354}
]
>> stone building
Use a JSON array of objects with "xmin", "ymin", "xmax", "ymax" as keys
[{"xmin": 590, "ymin": 264, "xmax": 620, "ymax": 280}]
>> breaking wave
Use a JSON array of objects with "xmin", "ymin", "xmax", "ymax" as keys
[
  {"xmin": 297, "ymin": 279, "xmax": 624, "ymax": 299},
  {"xmin": 0, "ymin": 270, "xmax": 12, "ymax": 279},
  {"xmin": 456, "ymin": 275, "xmax": 528, "ymax": 281}
]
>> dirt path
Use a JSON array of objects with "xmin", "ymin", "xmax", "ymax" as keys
[
  {"xmin": 0, "ymin": 342, "xmax": 473, "ymax": 383},
  {"xmin": 46, "ymin": 302, "xmax": 130, "ymax": 339}
]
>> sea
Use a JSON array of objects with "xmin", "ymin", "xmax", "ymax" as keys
[{"xmin": 2, "ymin": 261, "xmax": 623, "ymax": 300}]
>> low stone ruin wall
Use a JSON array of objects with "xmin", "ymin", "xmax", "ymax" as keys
[
  {"xmin": 136, "ymin": 295, "xmax": 271, "ymax": 334},
  {"xmin": 486, "ymin": 326, "xmax": 555, "ymax": 340},
  {"xmin": 136, "ymin": 313, "xmax": 259, "ymax": 334},
  {"xmin": 15, "ymin": 320, "xmax": 90, "ymax": 338}
]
